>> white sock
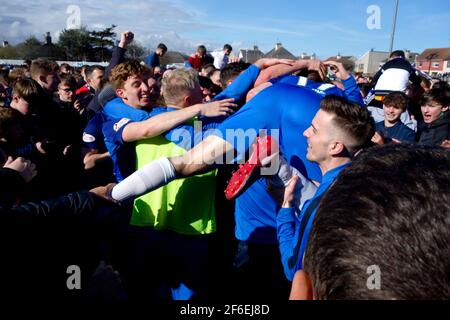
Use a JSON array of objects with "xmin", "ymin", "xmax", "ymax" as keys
[
  {"xmin": 267, "ymin": 156, "xmax": 317, "ymax": 212},
  {"xmin": 267, "ymin": 155, "xmax": 294, "ymax": 188},
  {"xmin": 111, "ymin": 157, "xmax": 177, "ymax": 201}
]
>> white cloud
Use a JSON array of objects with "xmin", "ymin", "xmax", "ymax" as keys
[{"xmin": 0, "ymin": 0, "xmax": 218, "ymax": 52}]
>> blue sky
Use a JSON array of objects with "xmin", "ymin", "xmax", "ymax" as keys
[{"xmin": 1, "ymin": 0, "xmax": 449, "ymax": 58}]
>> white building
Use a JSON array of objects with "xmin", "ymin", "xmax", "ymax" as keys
[{"xmin": 355, "ymin": 49, "xmax": 389, "ymax": 75}]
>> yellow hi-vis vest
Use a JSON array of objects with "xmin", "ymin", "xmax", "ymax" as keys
[{"xmin": 131, "ymin": 135, "xmax": 217, "ymax": 235}]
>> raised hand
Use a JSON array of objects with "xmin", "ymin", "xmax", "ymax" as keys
[
  {"xmin": 323, "ymin": 60, "xmax": 350, "ymax": 80},
  {"xmin": 282, "ymin": 174, "xmax": 299, "ymax": 208},
  {"xmin": 119, "ymin": 31, "xmax": 134, "ymax": 48}
]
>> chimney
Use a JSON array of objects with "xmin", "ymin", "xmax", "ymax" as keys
[
  {"xmin": 300, "ymin": 52, "xmax": 307, "ymax": 59},
  {"xmin": 253, "ymin": 45, "xmax": 259, "ymax": 51},
  {"xmin": 275, "ymin": 42, "xmax": 282, "ymax": 50},
  {"xmin": 310, "ymin": 53, "xmax": 316, "ymax": 60},
  {"xmin": 45, "ymin": 32, "xmax": 52, "ymax": 45},
  {"xmin": 336, "ymin": 52, "xmax": 341, "ymax": 60}
]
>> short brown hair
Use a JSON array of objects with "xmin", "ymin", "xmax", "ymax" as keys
[
  {"xmin": 59, "ymin": 74, "xmax": 77, "ymax": 89},
  {"xmin": 109, "ymin": 60, "xmax": 152, "ymax": 90},
  {"xmin": 320, "ymin": 95, "xmax": 374, "ymax": 154},
  {"xmin": 12, "ymin": 78, "xmax": 41, "ymax": 104},
  {"xmin": 30, "ymin": 59, "xmax": 59, "ymax": 79},
  {"xmin": 383, "ymin": 91, "xmax": 408, "ymax": 111},
  {"xmin": 420, "ymin": 88, "xmax": 450, "ymax": 108},
  {"xmin": 304, "ymin": 144, "xmax": 450, "ymax": 299}
]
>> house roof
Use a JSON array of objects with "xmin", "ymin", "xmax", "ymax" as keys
[
  {"xmin": 264, "ymin": 46, "xmax": 296, "ymax": 60},
  {"xmin": 417, "ymin": 48, "xmax": 450, "ymax": 61},
  {"xmin": 240, "ymin": 48, "xmax": 265, "ymax": 63}
]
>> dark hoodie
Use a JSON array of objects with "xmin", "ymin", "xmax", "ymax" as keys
[{"xmin": 417, "ymin": 112, "xmax": 450, "ymax": 146}]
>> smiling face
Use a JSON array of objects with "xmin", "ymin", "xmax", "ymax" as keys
[
  {"xmin": 383, "ymin": 104, "xmax": 403, "ymax": 126},
  {"xmin": 303, "ymin": 109, "xmax": 336, "ymax": 165},
  {"xmin": 116, "ymin": 73, "xmax": 151, "ymax": 109}
]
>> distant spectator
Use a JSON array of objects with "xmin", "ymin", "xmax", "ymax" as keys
[
  {"xmin": 76, "ymin": 65, "xmax": 105, "ymax": 95},
  {"xmin": 60, "ymin": 63, "xmax": 73, "ymax": 75},
  {"xmin": 187, "ymin": 45, "xmax": 213, "ymax": 72},
  {"xmin": 144, "ymin": 43, "xmax": 167, "ymax": 68},
  {"xmin": 369, "ymin": 50, "xmax": 421, "ymax": 107},
  {"xmin": 211, "ymin": 44, "xmax": 233, "ymax": 70}
]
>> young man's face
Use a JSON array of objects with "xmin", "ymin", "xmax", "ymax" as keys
[
  {"xmin": 58, "ymin": 83, "xmax": 76, "ymax": 103},
  {"xmin": 87, "ymin": 69, "xmax": 105, "ymax": 92},
  {"xmin": 383, "ymin": 104, "xmax": 403, "ymax": 125},
  {"xmin": 303, "ymin": 109, "xmax": 336, "ymax": 164},
  {"xmin": 421, "ymin": 101, "xmax": 448, "ymax": 124},
  {"xmin": 117, "ymin": 73, "xmax": 151, "ymax": 109}
]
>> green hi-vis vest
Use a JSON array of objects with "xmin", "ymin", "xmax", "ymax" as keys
[{"xmin": 131, "ymin": 135, "xmax": 217, "ymax": 235}]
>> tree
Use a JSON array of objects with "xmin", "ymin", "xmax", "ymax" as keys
[
  {"xmin": 89, "ymin": 24, "xmax": 117, "ymax": 61},
  {"xmin": 125, "ymin": 42, "xmax": 147, "ymax": 59},
  {"xmin": 0, "ymin": 45, "xmax": 19, "ymax": 59},
  {"xmin": 15, "ymin": 36, "xmax": 42, "ymax": 59},
  {"xmin": 58, "ymin": 26, "xmax": 92, "ymax": 61}
]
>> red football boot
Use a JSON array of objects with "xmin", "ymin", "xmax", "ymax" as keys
[{"xmin": 224, "ymin": 135, "xmax": 279, "ymax": 200}]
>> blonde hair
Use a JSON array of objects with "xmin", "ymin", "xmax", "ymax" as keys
[{"xmin": 161, "ymin": 68, "xmax": 199, "ymax": 105}]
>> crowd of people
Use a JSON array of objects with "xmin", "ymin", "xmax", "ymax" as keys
[{"xmin": 0, "ymin": 30, "xmax": 449, "ymax": 304}]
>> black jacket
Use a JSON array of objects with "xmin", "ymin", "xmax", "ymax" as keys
[
  {"xmin": 417, "ymin": 113, "xmax": 450, "ymax": 146},
  {"xmin": 0, "ymin": 190, "xmax": 102, "ymax": 302}
]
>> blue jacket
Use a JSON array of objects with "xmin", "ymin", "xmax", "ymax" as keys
[{"xmin": 277, "ymin": 163, "xmax": 350, "ymax": 280}]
